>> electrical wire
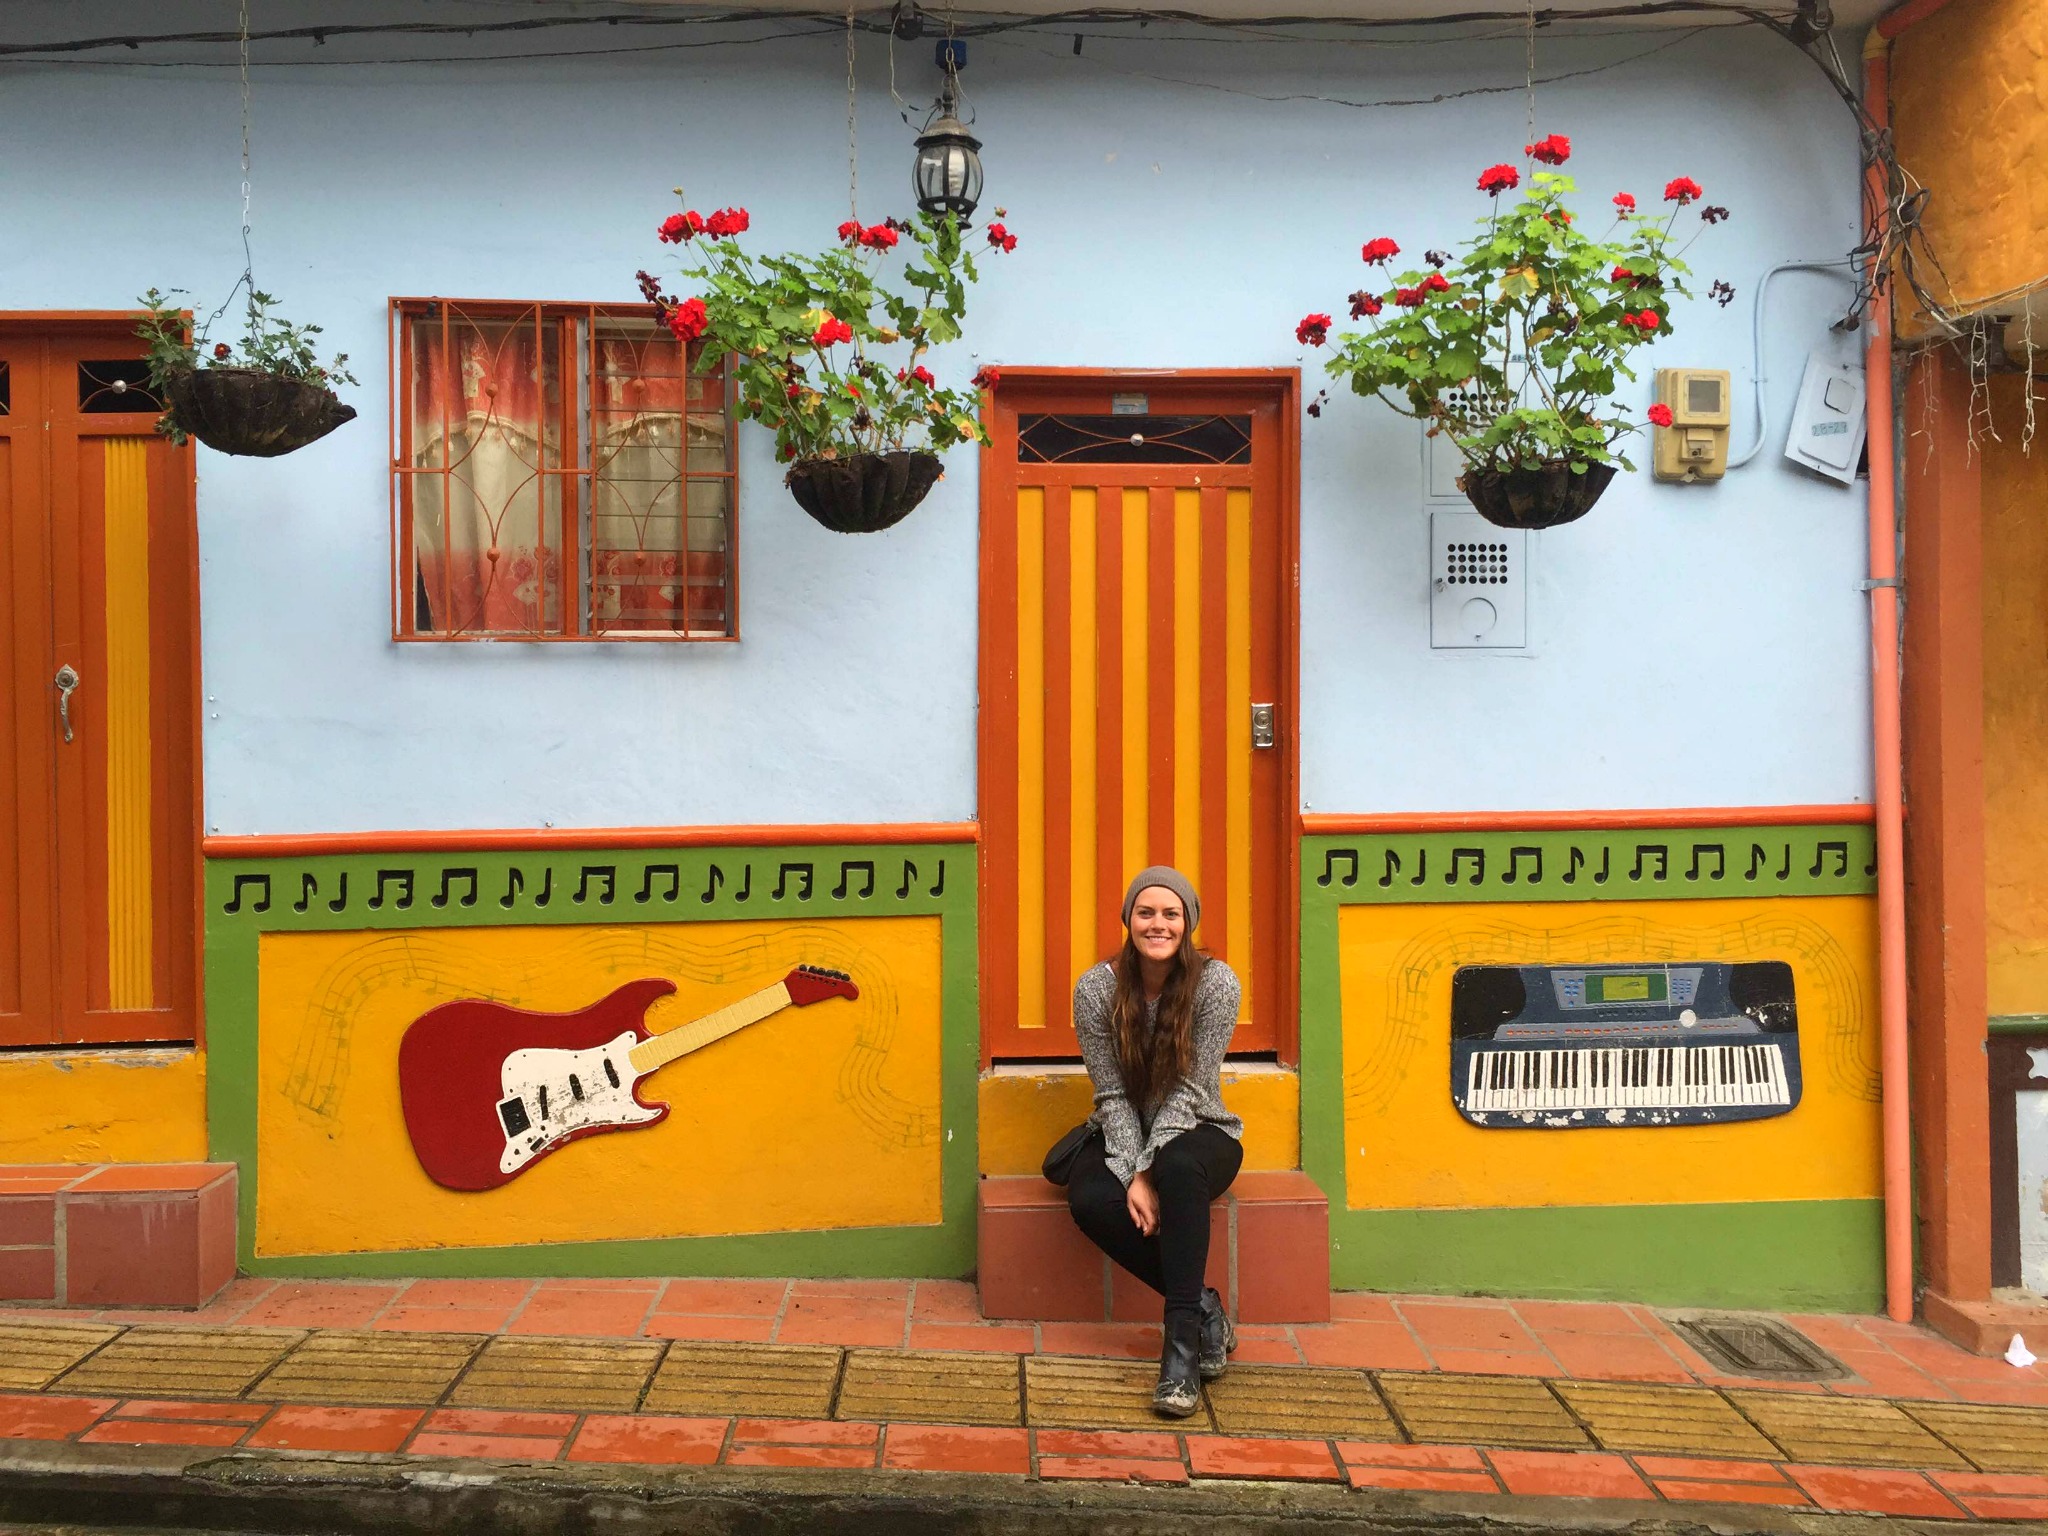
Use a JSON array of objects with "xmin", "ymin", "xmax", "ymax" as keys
[{"xmin": 1728, "ymin": 259, "xmax": 1859, "ymax": 469}]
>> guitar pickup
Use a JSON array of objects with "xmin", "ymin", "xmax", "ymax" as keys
[{"xmin": 497, "ymin": 1096, "xmax": 532, "ymax": 1136}]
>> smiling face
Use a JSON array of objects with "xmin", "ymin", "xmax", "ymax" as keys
[{"xmin": 1127, "ymin": 886, "xmax": 1188, "ymax": 964}]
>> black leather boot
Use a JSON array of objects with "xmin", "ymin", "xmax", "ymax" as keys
[
  {"xmin": 1198, "ymin": 1286, "xmax": 1235, "ymax": 1381},
  {"xmin": 1153, "ymin": 1310, "xmax": 1203, "ymax": 1418}
]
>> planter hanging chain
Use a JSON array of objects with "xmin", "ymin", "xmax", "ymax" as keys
[{"xmin": 202, "ymin": 0, "xmax": 258, "ymax": 339}]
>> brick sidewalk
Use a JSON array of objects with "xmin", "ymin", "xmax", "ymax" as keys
[{"xmin": 3, "ymin": 1280, "xmax": 2045, "ymax": 1521}]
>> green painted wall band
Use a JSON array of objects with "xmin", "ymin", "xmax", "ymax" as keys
[
  {"xmin": 205, "ymin": 841, "xmax": 979, "ymax": 1279},
  {"xmin": 1304, "ymin": 825, "xmax": 1877, "ymax": 905}
]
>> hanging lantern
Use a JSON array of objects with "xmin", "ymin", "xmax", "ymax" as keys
[{"xmin": 913, "ymin": 42, "xmax": 983, "ymax": 224}]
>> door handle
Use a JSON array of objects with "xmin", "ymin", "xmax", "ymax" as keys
[{"xmin": 53, "ymin": 665, "xmax": 79, "ymax": 744}]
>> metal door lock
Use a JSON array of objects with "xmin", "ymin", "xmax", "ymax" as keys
[
  {"xmin": 53, "ymin": 665, "xmax": 80, "ymax": 743},
  {"xmin": 1251, "ymin": 702, "xmax": 1276, "ymax": 749}
]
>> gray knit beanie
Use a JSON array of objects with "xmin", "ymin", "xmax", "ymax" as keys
[{"xmin": 1121, "ymin": 866, "xmax": 1200, "ymax": 932}]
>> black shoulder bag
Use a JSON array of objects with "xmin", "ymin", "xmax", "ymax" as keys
[{"xmin": 1041, "ymin": 1121, "xmax": 1100, "ymax": 1186}]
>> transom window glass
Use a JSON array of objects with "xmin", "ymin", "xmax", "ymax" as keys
[{"xmin": 391, "ymin": 299, "xmax": 736, "ymax": 641}]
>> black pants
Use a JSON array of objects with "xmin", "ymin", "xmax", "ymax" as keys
[{"xmin": 1067, "ymin": 1124, "xmax": 1242, "ymax": 1322}]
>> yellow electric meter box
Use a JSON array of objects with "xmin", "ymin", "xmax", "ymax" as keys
[{"xmin": 1652, "ymin": 367, "xmax": 1732, "ymax": 482}]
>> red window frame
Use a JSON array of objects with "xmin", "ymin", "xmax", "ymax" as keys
[{"xmin": 389, "ymin": 297, "xmax": 739, "ymax": 642}]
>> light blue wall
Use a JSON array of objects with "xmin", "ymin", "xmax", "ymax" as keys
[{"xmin": 0, "ymin": 6, "xmax": 1871, "ymax": 831}]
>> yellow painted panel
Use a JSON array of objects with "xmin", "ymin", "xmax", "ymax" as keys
[
  {"xmin": 1120, "ymin": 489, "xmax": 1148, "ymax": 882},
  {"xmin": 254, "ymin": 916, "xmax": 944, "ymax": 1256},
  {"xmin": 1016, "ymin": 488, "xmax": 1046, "ymax": 1034},
  {"xmin": 1338, "ymin": 896, "xmax": 1882, "ymax": 1212},
  {"xmin": 1172, "ymin": 488, "xmax": 1201, "ymax": 892},
  {"xmin": 1983, "ymin": 376, "xmax": 2048, "ymax": 1015},
  {"xmin": 1225, "ymin": 489, "xmax": 1253, "ymax": 1025},
  {"xmin": 0, "ymin": 1050, "xmax": 206, "ymax": 1163},
  {"xmin": 102, "ymin": 438, "xmax": 153, "ymax": 1012},
  {"xmin": 979, "ymin": 1066, "xmax": 1300, "ymax": 1175},
  {"xmin": 1069, "ymin": 488, "xmax": 1098, "ymax": 988},
  {"xmin": 1891, "ymin": 0, "xmax": 2048, "ymax": 338}
]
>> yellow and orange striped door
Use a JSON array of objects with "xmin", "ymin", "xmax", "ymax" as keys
[
  {"xmin": 980, "ymin": 375, "xmax": 1295, "ymax": 1062},
  {"xmin": 0, "ymin": 322, "xmax": 200, "ymax": 1047}
]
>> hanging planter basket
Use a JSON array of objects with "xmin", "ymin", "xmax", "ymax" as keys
[
  {"xmin": 1460, "ymin": 459, "xmax": 1617, "ymax": 531},
  {"xmin": 164, "ymin": 367, "xmax": 356, "ymax": 458},
  {"xmin": 784, "ymin": 450, "xmax": 943, "ymax": 534}
]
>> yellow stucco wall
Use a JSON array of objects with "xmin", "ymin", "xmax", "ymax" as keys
[
  {"xmin": 1983, "ymin": 376, "xmax": 2048, "ymax": 1016},
  {"xmin": 253, "ymin": 916, "xmax": 944, "ymax": 1257},
  {"xmin": 978, "ymin": 1065, "xmax": 1299, "ymax": 1175},
  {"xmin": 1890, "ymin": 0, "xmax": 2048, "ymax": 337},
  {"xmin": 0, "ymin": 1050, "xmax": 207, "ymax": 1164},
  {"xmin": 1338, "ymin": 896, "xmax": 1882, "ymax": 1211}
]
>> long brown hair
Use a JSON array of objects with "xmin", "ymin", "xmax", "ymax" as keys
[{"xmin": 1110, "ymin": 929, "xmax": 1206, "ymax": 1113}]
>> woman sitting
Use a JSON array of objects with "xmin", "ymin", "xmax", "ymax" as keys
[{"xmin": 1066, "ymin": 866, "xmax": 1244, "ymax": 1417}]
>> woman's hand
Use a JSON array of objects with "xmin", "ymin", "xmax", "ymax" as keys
[{"xmin": 1126, "ymin": 1169, "xmax": 1159, "ymax": 1236}]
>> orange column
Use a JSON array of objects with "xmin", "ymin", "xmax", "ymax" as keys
[{"xmin": 1900, "ymin": 346, "xmax": 1992, "ymax": 1308}]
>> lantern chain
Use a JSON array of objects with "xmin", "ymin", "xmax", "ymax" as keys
[{"xmin": 845, "ymin": 0, "xmax": 859, "ymax": 224}]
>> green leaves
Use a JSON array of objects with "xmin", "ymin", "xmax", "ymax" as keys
[
  {"xmin": 1315, "ymin": 160, "xmax": 1716, "ymax": 475},
  {"xmin": 656, "ymin": 210, "xmax": 1000, "ymax": 464}
]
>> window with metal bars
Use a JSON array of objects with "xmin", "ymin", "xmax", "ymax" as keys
[{"xmin": 390, "ymin": 299, "xmax": 736, "ymax": 641}]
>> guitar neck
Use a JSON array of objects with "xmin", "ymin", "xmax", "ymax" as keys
[{"xmin": 626, "ymin": 982, "xmax": 793, "ymax": 1076}]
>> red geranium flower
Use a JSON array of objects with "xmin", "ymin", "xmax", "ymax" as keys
[
  {"xmin": 1349, "ymin": 290, "xmax": 1383, "ymax": 318},
  {"xmin": 837, "ymin": 219, "xmax": 863, "ymax": 245},
  {"xmin": 212, "ymin": 342, "xmax": 232, "ymax": 360},
  {"xmin": 704, "ymin": 207, "xmax": 750, "ymax": 238},
  {"xmin": 1648, "ymin": 403, "xmax": 1674, "ymax": 427},
  {"xmin": 785, "ymin": 382, "xmax": 801, "ymax": 399},
  {"xmin": 1663, "ymin": 176, "xmax": 1703, "ymax": 205},
  {"xmin": 847, "ymin": 381, "xmax": 864, "ymax": 399},
  {"xmin": 664, "ymin": 297, "xmax": 709, "ymax": 342},
  {"xmin": 985, "ymin": 221, "xmax": 1019, "ymax": 252},
  {"xmin": 898, "ymin": 365, "xmax": 937, "ymax": 388},
  {"xmin": 972, "ymin": 365, "xmax": 1001, "ymax": 390},
  {"xmin": 1613, "ymin": 192, "xmax": 1636, "ymax": 212},
  {"xmin": 1611, "ymin": 266, "xmax": 1633, "ymax": 282},
  {"xmin": 1423, "ymin": 272, "xmax": 1451, "ymax": 293},
  {"xmin": 658, "ymin": 211, "xmax": 707, "ymax": 244},
  {"xmin": 811, "ymin": 315, "xmax": 854, "ymax": 347},
  {"xmin": 1477, "ymin": 163, "xmax": 1520, "ymax": 196},
  {"xmin": 1360, "ymin": 237, "xmax": 1400, "ymax": 265},
  {"xmin": 859, "ymin": 223, "xmax": 899, "ymax": 250},
  {"xmin": 1394, "ymin": 286, "xmax": 1424, "ymax": 308},
  {"xmin": 1525, "ymin": 133, "xmax": 1571, "ymax": 165},
  {"xmin": 1632, "ymin": 310, "xmax": 1662, "ymax": 333},
  {"xmin": 1296, "ymin": 312, "xmax": 1332, "ymax": 346}
]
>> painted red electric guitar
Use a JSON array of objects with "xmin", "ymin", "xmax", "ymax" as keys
[{"xmin": 398, "ymin": 966, "xmax": 859, "ymax": 1191}]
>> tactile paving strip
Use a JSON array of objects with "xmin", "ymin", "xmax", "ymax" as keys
[
  {"xmin": 55, "ymin": 1326, "xmax": 303, "ymax": 1400},
  {"xmin": 1206, "ymin": 1365, "xmax": 1397, "ymax": 1440},
  {"xmin": 836, "ymin": 1350, "xmax": 1022, "ymax": 1427},
  {"xmin": 1727, "ymin": 1390, "xmax": 1968, "ymax": 1469},
  {"xmin": 255, "ymin": 1330, "xmax": 483, "ymax": 1406},
  {"xmin": 1555, "ymin": 1381, "xmax": 1781, "ymax": 1458},
  {"xmin": 447, "ymin": 1335, "xmax": 667, "ymax": 1413},
  {"xmin": 1025, "ymin": 1355, "xmax": 1194, "ymax": 1430},
  {"xmin": 641, "ymin": 1342, "xmax": 841, "ymax": 1419},
  {"xmin": 1900, "ymin": 1400, "xmax": 2048, "ymax": 1474},
  {"xmin": 0, "ymin": 1321, "xmax": 121, "ymax": 1391},
  {"xmin": 1377, "ymin": 1373, "xmax": 1588, "ymax": 1450}
]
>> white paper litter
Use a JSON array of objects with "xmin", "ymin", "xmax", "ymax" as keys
[{"xmin": 2005, "ymin": 1333, "xmax": 2037, "ymax": 1369}]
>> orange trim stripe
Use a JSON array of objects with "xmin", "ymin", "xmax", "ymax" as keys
[
  {"xmin": 1094, "ymin": 487, "xmax": 1125, "ymax": 965},
  {"xmin": 1300, "ymin": 805, "xmax": 1877, "ymax": 835},
  {"xmin": 1122, "ymin": 489, "xmax": 1149, "ymax": 885},
  {"xmin": 1042, "ymin": 485, "xmax": 1073, "ymax": 1037},
  {"xmin": 202, "ymin": 821, "xmax": 982, "ymax": 858},
  {"xmin": 1147, "ymin": 487, "xmax": 1176, "ymax": 865},
  {"xmin": 1068, "ymin": 488, "xmax": 1099, "ymax": 1006},
  {"xmin": 1172, "ymin": 489, "xmax": 1202, "ymax": 896},
  {"xmin": 1224, "ymin": 487, "xmax": 1253, "ymax": 1023},
  {"xmin": 1199, "ymin": 485, "xmax": 1229, "ymax": 965},
  {"xmin": 1016, "ymin": 487, "xmax": 1048, "ymax": 1034},
  {"xmin": 102, "ymin": 438, "xmax": 154, "ymax": 1012}
]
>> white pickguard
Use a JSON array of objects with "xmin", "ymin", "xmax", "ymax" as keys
[{"xmin": 496, "ymin": 1031, "xmax": 658, "ymax": 1176}]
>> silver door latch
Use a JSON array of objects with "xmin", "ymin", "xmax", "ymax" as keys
[
  {"xmin": 53, "ymin": 665, "xmax": 79, "ymax": 743},
  {"xmin": 1251, "ymin": 702, "xmax": 1276, "ymax": 749}
]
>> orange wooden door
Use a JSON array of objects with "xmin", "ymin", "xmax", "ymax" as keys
[
  {"xmin": 980, "ymin": 374, "xmax": 1297, "ymax": 1063},
  {"xmin": 0, "ymin": 322, "xmax": 199, "ymax": 1046}
]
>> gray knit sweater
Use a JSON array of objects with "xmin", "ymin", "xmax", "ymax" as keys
[{"xmin": 1072, "ymin": 958, "xmax": 1244, "ymax": 1187}]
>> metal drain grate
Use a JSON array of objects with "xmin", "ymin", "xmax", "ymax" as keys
[{"xmin": 1660, "ymin": 1312, "xmax": 1847, "ymax": 1380}]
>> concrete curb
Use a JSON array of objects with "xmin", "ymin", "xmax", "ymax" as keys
[{"xmin": 0, "ymin": 1443, "xmax": 2027, "ymax": 1536}]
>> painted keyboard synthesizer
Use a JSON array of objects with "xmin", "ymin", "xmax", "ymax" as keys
[{"xmin": 1449, "ymin": 961, "xmax": 1801, "ymax": 1128}]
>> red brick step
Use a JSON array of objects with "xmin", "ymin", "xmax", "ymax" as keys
[
  {"xmin": 0, "ymin": 1163, "xmax": 237, "ymax": 1309},
  {"xmin": 977, "ymin": 1170, "xmax": 1329, "ymax": 1323}
]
